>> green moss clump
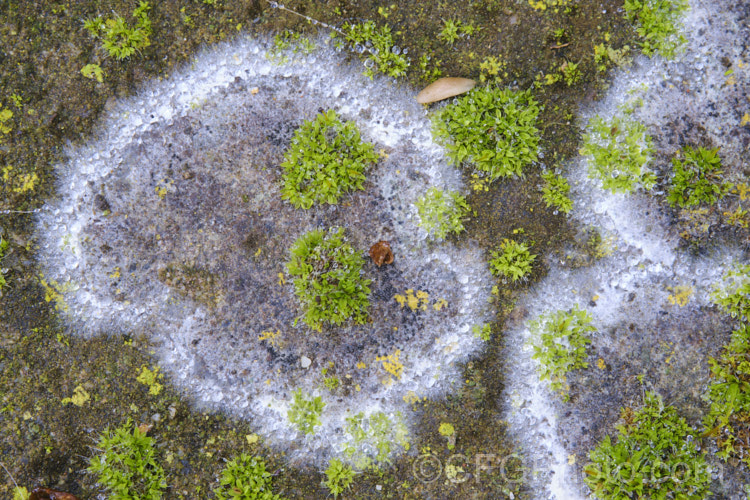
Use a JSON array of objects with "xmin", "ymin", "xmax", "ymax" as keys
[
  {"xmin": 0, "ymin": 103, "xmax": 13, "ymax": 135},
  {"xmin": 489, "ymin": 238, "xmax": 536, "ymax": 283},
  {"xmin": 581, "ymin": 114, "xmax": 655, "ymax": 193},
  {"xmin": 433, "ymin": 87, "xmax": 541, "ymax": 182},
  {"xmin": 703, "ymin": 265, "xmax": 750, "ymax": 467},
  {"xmin": 281, "ymin": 110, "xmax": 378, "ymax": 209},
  {"xmin": 415, "ymin": 187, "xmax": 470, "ymax": 240},
  {"xmin": 438, "ymin": 19, "xmax": 461, "ymax": 45},
  {"xmin": 214, "ymin": 454, "xmax": 284, "ymax": 500},
  {"xmin": 323, "ymin": 458, "xmax": 354, "ymax": 498},
  {"xmin": 287, "ymin": 388, "xmax": 325, "ymax": 435},
  {"xmin": 624, "ymin": 0, "xmax": 689, "ymax": 59},
  {"xmin": 343, "ymin": 411, "xmax": 410, "ymax": 468},
  {"xmin": 286, "ymin": 228, "xmax": 371, "ymax": 331},
  {"xmin": 711, "ymin": 263, "xmax": 750, "ymax": 321},
  {"xmin": 436, "ymin": 19, "xmax": 479, "ymax": 46},
  {"xmin": 667, "ymin": 146, "xmax": 730, "ymax": 208},
  {"xmin": 584, "ymin": 391, "xmax": 711, "ymax": 499},
  {"xmin": 81, "ymin": 63, "xmax": 105, "ymax": 83},
  {"xmin": 528, "ymin": 305, "xmax": 593, "ymax": 399},
  {"xmin": 84, "ymin": 1, "xmax": 152, "ymax": 60},
  {"xmin": 560, "ymin": 61, "xmax": 582, "ymax": 86},
  {"xmin": 703, "ymin": 324, "xmax": 750, "ymax": 466},
  {"xmin": 540, "ymin": 171, "xmax": 573, "ymax": 214},
  {"xmin": 87, "ymin": 418, "xmax": 167, "ymax": 500},
  {"xmin": 472, "ymin": 323, "xmax": 491, "ymax": 341},
  {"xmin": 339, "ymin": 21, "xmax": 410, "ymax": 79},
  {"xmin": 267, "ymin": 29, "xmax": 316, "ymax": 64}
]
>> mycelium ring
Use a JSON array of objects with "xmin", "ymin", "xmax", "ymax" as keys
[{"xmin": 36, "ymin": 36, "xmax": 494, "ymax": 466}]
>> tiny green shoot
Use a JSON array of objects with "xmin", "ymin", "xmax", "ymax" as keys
[{"xmin": 287, "ymin": 389, "xmax": 325, "ymax": 435}]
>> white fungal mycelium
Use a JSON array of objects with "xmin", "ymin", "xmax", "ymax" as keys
[{"xmin": 35, "ymin": 36, "xmax": 495, "ymax": 467}]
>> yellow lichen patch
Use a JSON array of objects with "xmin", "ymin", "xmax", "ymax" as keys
[
  {"xmin": 529, "ymin": 0, "xmax": 570, "ymax": 12},
  {"xmin": 529, "ymin": 0, "xmax": 547, "ymax": 10},
  {"xmin": 109, "ymin": 267, "xmax": 121, "ymax": 279},
  {"xmin": 732, "ymin": 182, "xmax": 750, "ymax": 201},
  {"xmin": 590, "ymin": 234, "xmax": 616, "ymax": 259},
  {"xmin": 137, "ymin": 365, "xmax": 164, "ymax": 396},
  {"xmin": 394, "ymin": 289, "xmax": 430, "ymax": 311},
  {"xmin": 724, "ymin": 208, "xmax": 749, "ymax": 228},
  {"xmin": 2, "ymin": 165, "xmax": 39, "ymax": 194},
  {"xmin": 469, "ymin": 173, "xmax": 490, "ymax": 192},
  {"xmin": 660, "ymin": 340, "xmax": 676, "ymax": 365},
  {"xmin": 596, "ymin": 358, "xmax": 606, "ymax": 370},
  {"xmin": 403, "ymin": 391, "xmax": 420, "ymax": 405},
  {"xmin": 356, "ymin": 361, "xmax": 367, "ymax": 369},
  {"xmin": 433, "ymin": 298, "xmax": 448, "ymax": 311},
  {"xmin": 258, "ymin": 329, "xmax": 282, "ymax": 347},
  {"xmin": 667, "ymin": 285, "xmax": 694, "ymax": 307},
  {"xmin": 741, "ymin": 112, "xmax": 750, "ymax": 126},
  {"xmin": 479, "ymin": 56, "xmax": 508, "ymax": 84},
  {"xmin": 376, "ymin": 349, "xmax": 404, "ymax": 381},
  {"xmin": 154, "ymin": 178, "xmax": 173, "ymax": 199},
  {"xmin": 0, "ymin": 104, "xmax": 12, "ymax": 135},
  {"xmin": 277, "ymin": 272, "xmax": 286, "ymax": 285},
  {"xmin": 62, "ymin": 385, "xmax": 91, "ymax": 406},
  {"xmin": 39, "ymin": 275, "xmax": 70, "ymax": 312}
]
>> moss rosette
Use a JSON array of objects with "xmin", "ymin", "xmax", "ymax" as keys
[
  {"xmin": 281, "ymin": 109, "xmax": 378, "ymax": 209},
  {"xmin": 584, "ymin": 391, "xmax": 710, "ymax": 499},
  {"xmin": 286, "ymin": 227, "xmax": 371, "ymax": 331},
  {"xmin": 489, "ymin": 238, "xmax": 537, "ymax": 283},
  {"xmin": 667, "ymin": 146, "xmax": 728, "ymax": 208},
  {"xmin": 88, "ymin": 418, "xmax": 167, "ymax": 499},
  {"xmin": 433, "ymin": 86, "xmax": 541, "ymax": 182},
  {"xmin": 711, "ymin": 263, "xmax": 750, "ymax": 321},
  {"xmin": 415, "ymin": 187, "xmax": 470, "ymax": 240},
  {"xmin": 581, "ymin": 114, "xmax": 655, "ymax": 193},
  {"xmin": 528, "ymin": 305, "xmax": 593, "ymax": 400},
  {"xmin": 624, "ymin": 0, "xmax": 689, "ymax": 59}
]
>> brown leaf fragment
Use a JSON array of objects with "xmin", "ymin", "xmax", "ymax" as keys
[
  {"xmin": 369, "ymin": 241, "xmax": 394, "ymax": 267},
  {"xmin": 30, "ymin": 488, "xmax": 81, "ymax": 500},
  {"xmin": 416, "ymin": 77, "xmax": 476, "ymax": 104},
  {"xmin": 137, "ymin": 422, "xmax": 154, "ymax": 434}
]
